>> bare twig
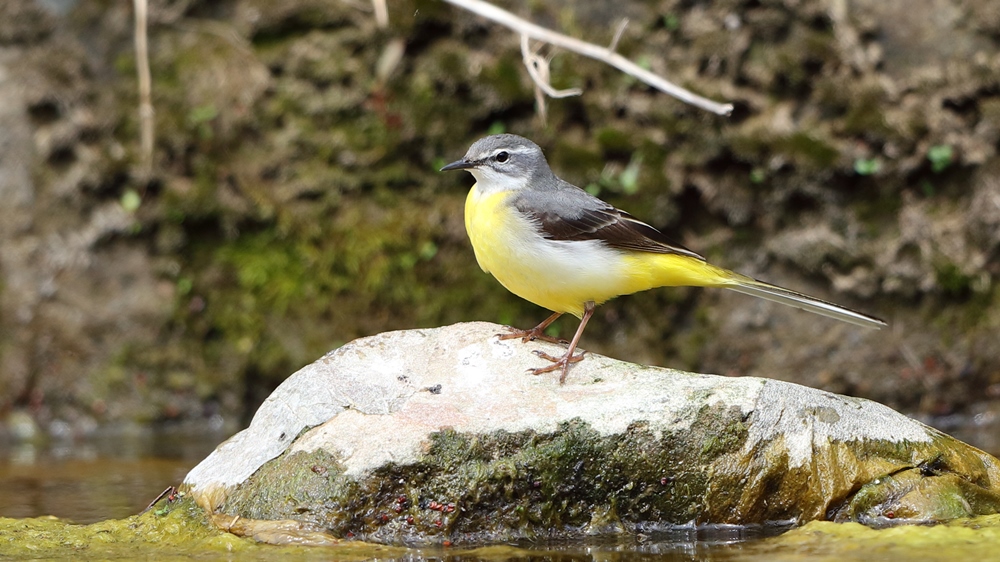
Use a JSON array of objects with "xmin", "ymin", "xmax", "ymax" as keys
[
  {"xmin": 141, "ymin": 486, "xmax": 177, "ymax": 514},
  {"xmin": 519, "ymin": 36, "xmax": 581, "ymax": 99},
  {"xmin": 609, "ymin": 18, "xmax": 628, "ymax": 52},
  {"xmin": 372, "ymin": 0, "xmax": 388, "ymax": 28},
  {"xmin": 133, "ymin": 0, "xmax": 154, "ymax": 178},
  {"xmin": 522, "ymin": 41, "xmax": 546, "ymax": 121},
  {"xmin": 443, "ymin": 0, "xmax": 733, "ymax": 116},
  {"xmin": 520, "ymin": 34, "xmax": 583, "ymax": 120}
]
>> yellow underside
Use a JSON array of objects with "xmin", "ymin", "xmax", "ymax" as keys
[{"xmin": 465, "ymin": 185, "xmax": 744, "ymax": 318}]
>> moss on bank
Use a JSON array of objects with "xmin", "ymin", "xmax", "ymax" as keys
[
  {"xmin": 0, "ymin": 497, "xmax": 252, "ymax": 559},
  {"xmin": 4, "ymin": 0, "xmax": 1000, "ymax": 426}
]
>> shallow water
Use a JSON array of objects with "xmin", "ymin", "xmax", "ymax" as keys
[{"xmin": 0, "ymin": 427, "xmax": 223, "ymax": 524}]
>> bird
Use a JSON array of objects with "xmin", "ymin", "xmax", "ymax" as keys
[{"xmin": 441, "ymin": 133, "xmax": 885, "ymax": 383}]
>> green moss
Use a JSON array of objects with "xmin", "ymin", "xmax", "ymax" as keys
[
  {"xmin": 700, "ymin": 416, "xmax": 748, "ymax": 459},
  {"xmin": 854, "ymin": 193, "xmax": 904, "ymax": 227},
  {"xmin": 751, "ymin": 515, "xmax": 1000, "ymax": 560},
  {"xmin": 727, "ymin": 121, "xmax": 840, "ymax": 172},
  {"xmin": 177, "ymin": 196, "xmax": 475, "ymax": 375},
  {"xmin": 550, "ymin": 141, "xmax": 603, "ymax": 184},
  {"xmin": 0, "ymin": 495, "xmax": 412, "ymax": 559},
  {"xmin": 774, "ymin": 131, "xmax": 840, "ymax": 170},
  {"xmin": 0, "ymin": 497, "xmax": 251, "ymax": 559},
  {"xmin": 216, "ymin": 416, "xmax": 759, "ymax": 543},
  {"xmin": 830, "ymin": 466, "xmax": 1000, "ymax": 524},
  {"xmin": 224, "ymin": 449, "xmax": 353, "ymax": 524},
  {"xmin": 480, "ymin": 57, "xmax": 525, "ymax": 105},
  {"xmin": 935, "ymin": 262, "xmax": 974, "ymax": 299},
  {"xmin": 841, "ymin": 85, "xmax": 892, "ymax": 138},
  {"xmin": 596, "ymin": 128, "xmax": 634, "ymax": 155}
]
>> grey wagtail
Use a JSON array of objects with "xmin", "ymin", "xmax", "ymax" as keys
[{"xmin": 442, "ymin": 134, "xmax": 885, "ymax": 383}]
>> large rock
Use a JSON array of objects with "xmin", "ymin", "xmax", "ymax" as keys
[{"xmin": 183, "ymin": 322, "xmax": 1000, "ymax": 544}]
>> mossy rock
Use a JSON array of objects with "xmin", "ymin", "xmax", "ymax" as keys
[{"xmin": 183, "ymin": 323, "xmax": 1000, "ymax": 545}]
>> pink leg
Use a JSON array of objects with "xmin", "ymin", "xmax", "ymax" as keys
[
  {"xmin": 498, "ymin": 311, "xmax": 566, "ymax": 344},
  {"xmin": 528, "ymin": 301, "xmax": 595, "ymax": 384}
]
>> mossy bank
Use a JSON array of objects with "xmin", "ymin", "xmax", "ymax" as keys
[{"xmin": 1, "ymin": 0, "xmax": 1000, "ymax": 437}]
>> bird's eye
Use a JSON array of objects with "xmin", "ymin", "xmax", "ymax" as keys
[{"xmin": 495, "ymin": 151, "xmax": 509, "ymax": 163}]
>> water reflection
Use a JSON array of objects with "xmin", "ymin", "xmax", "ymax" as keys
[{"xmin": 0, "ymin": 424, "xmax": 230, "ymax": 524}]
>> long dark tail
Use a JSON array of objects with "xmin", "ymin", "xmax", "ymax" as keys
[{"xmin": 727, "ymin": 278, "xmax": 886, "ymax": 329}]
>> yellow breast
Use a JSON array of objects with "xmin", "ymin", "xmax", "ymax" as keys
[{"xmin": 464, "ymin": 183, "xmax": 509, "ymax": 276}]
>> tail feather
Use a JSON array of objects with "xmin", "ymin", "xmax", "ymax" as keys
[{"xmin": 726, "ymin": 279, "xmax": 886, "ymax": 330}]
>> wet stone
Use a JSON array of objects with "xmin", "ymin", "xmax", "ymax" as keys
[{"xmin": 183, "ymin": 322, "xmax": 1000, "ymax": 545}]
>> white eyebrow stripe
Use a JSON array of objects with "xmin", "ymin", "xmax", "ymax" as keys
[{"xmin": 492, "ymin": 146, "xmax": 534, "ymax": 156}]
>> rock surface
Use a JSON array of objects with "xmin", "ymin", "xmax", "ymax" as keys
[{"xmin": 184, "ymin": 323, "xmax": 1000, "ymax": 544}]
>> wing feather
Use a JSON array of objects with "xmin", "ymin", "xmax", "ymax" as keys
[{"xmin": 517, "ymin": 197, "xmax": 704, "ymax": 260}]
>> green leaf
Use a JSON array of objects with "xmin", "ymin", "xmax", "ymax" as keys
[
  {"xmin": 419, "ymin": 241, "xmax": 438, "ymax": 260},
  {"xmin": 927, "ymin": 144, "xmax": 953, "ymax": 173},
  {"xmin": 619, "ymin": 154, "xmax": 643, "ymax": 195},
  {"xmin": 120, "ymin": 189, "xmax": 141, "ymax": 212},
  {"xmin": 853, "ymin": 158, "xmax": 881, "ymax": 176},
  {"xmin": 177, "ymin": 277, "xmax": 193, "ymax": 296},
  {"xmin": 187, "ymin": 105, "xmax": 218, "ymax": 125}
]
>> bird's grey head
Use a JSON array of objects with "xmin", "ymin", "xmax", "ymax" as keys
[{"xmin": 441, "ymin": 134, "xmax": 554, "ymax": 192}]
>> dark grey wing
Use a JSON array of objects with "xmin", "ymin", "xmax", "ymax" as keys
[{"xmin": 513, "ymin": 181, "xmax": 704, "ymax": 260}]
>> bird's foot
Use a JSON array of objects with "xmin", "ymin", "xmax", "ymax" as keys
[
  {"xmin": 529, "ymin": 349, "xmax": 586, "ymax": 384},
  {"xmin": 498, "ymin": 326, "xmax": 567, "ymax": 345}
]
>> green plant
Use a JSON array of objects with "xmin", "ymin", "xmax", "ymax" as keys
[
  {"xmin": 853, "ymin": 157, "xmax": 881, "ymax": 176},
  {"xmin": 927, "ymin": 144, "xmax": 953, "ymax": 173}
]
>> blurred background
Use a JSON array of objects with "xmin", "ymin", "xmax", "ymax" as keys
[{"xmin": 1, "ymin": 0, "xmax": 999, "ymax": 522}]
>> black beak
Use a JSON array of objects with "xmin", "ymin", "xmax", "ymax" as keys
[{"xmin": 440, "ymin": 159, "xmax": 476, "ymax": 172}]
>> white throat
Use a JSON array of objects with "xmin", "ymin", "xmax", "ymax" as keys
[{"xmin": 470, "ymin": 167, "xmax": 529, "ymax": 195}]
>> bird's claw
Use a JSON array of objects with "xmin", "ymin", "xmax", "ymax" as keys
[
  {"xmin": 499, "ymin": 327, "xmax": 566, "ymax": 345},
  {"xmin": 528, "ymin": 349, "xmax": 586, "ymax": 384}
]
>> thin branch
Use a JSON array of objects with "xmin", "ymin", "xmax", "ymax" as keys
[
  {"xmin": 133, "ymin": 0, "xmax": 154, "ymax": 178},
  {"xmin": 520, "ymin": 35, "xmax": 583, "ymax": 98},
  {"xmin": 372, "ymin": 0, "xmax": 388, "ymax": 28},
  {"xmin": 443, "ymin": 0, "xmax": 733, "ymax": 116},
  {"xmin": 609, "ymin": 18, "xmax": 628, "ymax": 53},
  {"xmin": 521, "ymin": 35, "xmax": 547, "ymax": 120},
  {"xmin": 520, "ymin": 35, "xmax": 583, "ymax": 121}
]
